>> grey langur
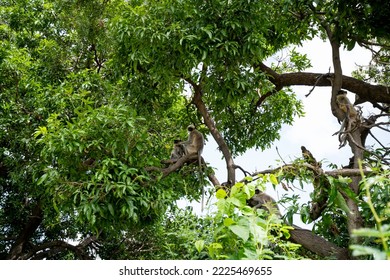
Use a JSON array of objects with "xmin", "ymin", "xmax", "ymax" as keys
[
  {"xmin": 179, "ymin": 124, "xmax": 205, "ymax": 210},
  {"xmin": 179, "ymin": 124, "xmax": 204, "ymax": 159},
  {"xmin": 170, "ymin": 139, "xmax": 185, "ymax": 162},
  {"xmin": 247, "ymin": 189, "xmax": 281, "ymax": 216}
]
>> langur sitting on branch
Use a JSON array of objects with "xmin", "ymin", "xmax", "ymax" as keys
[
  {"xmin": 179, "ymin": 124, "xmax": 205, "ymax": 211},
  {"xmin": 170, "ymin": 140, "xmax": 185, "ymax": 162}
]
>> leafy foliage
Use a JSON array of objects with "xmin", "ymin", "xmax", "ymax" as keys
[
  {"xmin": 197, "ymin": 178, "xmax": 301, "ymax": 260},
  {"xmin": 350, "ymin": 168, "xmax": 390, "ymax": 260},
  {"xmin": 111, "ymin": 0, "xmax": 307, "ymax": 155}
]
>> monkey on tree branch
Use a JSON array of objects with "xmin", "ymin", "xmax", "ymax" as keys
[
  {"xmin": 333, "ymin": 90, "xmax": 361, "ymax": 148},
  {"xmin": 148, "ymin": 124, "xmax": 210, "ymax": 209}
]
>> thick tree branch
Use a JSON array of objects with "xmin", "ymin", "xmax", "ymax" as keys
[
  {"xmin": 256, "ymin": 63, "xmax": 390, "ymax": 104},
  {"xmin": 289, "ymin": 226, "xmax": 350, "ymax": 259},
  {"xmin": 327, "ymin": 24, "xmax": 364, "ymax": 240},
  {"xmin": 7, "ymin": 204, "xmax": 43, "ymax": 260},
  {"xmin": 184, "ymin": 74, "xmax": 236, "ymax": 184},
  {"xmin": 25, "ymin": 237, "xmax": 96, "ymax": 260}
]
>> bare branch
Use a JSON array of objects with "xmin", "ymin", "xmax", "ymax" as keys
[
  {"xmin": 305, "ymin": 73, "xmax": 328, "ymax": 97},
  {"xmin": 233, "ymin": 164, "xmax": 251, "ymax": 177}
]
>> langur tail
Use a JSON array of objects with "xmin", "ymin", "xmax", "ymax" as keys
[{"xmin": 198, "ymin": 153, "xmax": 205, "ymax": 212}]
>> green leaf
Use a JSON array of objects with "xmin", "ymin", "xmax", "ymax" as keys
[
  {"xmin": 195, "ymin": 240, "xmax": 204, "ymax": 253},
  {"xmin": 269, "ymin": 174, "xmax": 278, "ymax": 185},
  {"xmin": 108, "ymin": 203, "xmax": 115, "ymax": 216},
  {"xmin": 241, "ymin": 206, "xmax": 255, "ymax": 216},
  {"xmin": 234, "ymin": 182, "xmax": 245, "ymax": 189},
  {"xmin": 37, "ymin": 173, "xmax": 48, "ymax": 185},
  {"xmin": 208, "ymin": 242, "xmax": 223, "ymax": 259},
  {"xmin": 244, "ymin": 176, "xmax": 253, "ymax": 182},
  {"xmin": 242, "ymin": 184, "xmax": 252, "ymax": 199},
  {"xmin": 34, "ymin": 126, "xmax": 48, "ymax": 138},
  {"xmin": 201, "ymin": 50, "xmax": 207, "ymax": 60},
  {"xmin": 250, "ymin": 223, "xmax": 268, "ymax": 245},
  {"xmin": 335, "ymin": 191, "xmax": 350, "ymax": 215},
  {"xmin": 202, "ymin": 27, "xmax": 212, "ymax": 39},
  {"xmin": 229, "ymin": 224, "xmax": 249, "ymax": 242},
  {"xmin": 216, "ymin": 188, "xmax": 227, "ymax": 199},
  {"xmin": 228, "ymin": 196, "xmax": 246, "ymax": 208},
  {"xmin": 223, "ymin": 217, "xmax": 235, "ymax": 227}
]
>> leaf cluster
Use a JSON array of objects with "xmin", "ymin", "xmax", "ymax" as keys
[{"xmin": 196, "ymin": 178, "xmax": 302, "ymax": 260}]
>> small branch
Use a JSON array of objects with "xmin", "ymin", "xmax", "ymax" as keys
[
  {"xmin": 366, "ymin": 122, "xmax": 390, "ymax": 133},
  {"xmin": 368, "ymin": 131, "xmax": 387, "ymax": 149},
  {"xmin": 254, "ymin": 90, "xmax": 276, "ymax": 110},
  {"xmin": 276, "ymin": 146, "xmax": 287, "ymax": 165},
  {"xmin": 233, "ymin": 164, "xmax": 251, "ymax": 177},
  {"xmin": 305, "ymin": 73, "xmax": 328, "ymax": 97},
  {"xmin": 207, "ymin": 171, "xmax": 221, "ymax": 186}
]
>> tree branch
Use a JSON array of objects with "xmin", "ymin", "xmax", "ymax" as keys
[
  {"xmin": 146, "ymin": 153, "xmax": 201, "ymax": 178},
  {"xmin": 247, "ymin": 163, "xmax": 372, "ymax": 180},
  {"xmin": 255, "ymin": 62, "xmax": 390, "ymax": 104},
  {"xmin": 7, "ymin": 204, "xmax": 43, "ymax": 260},
  {"xmin": 289, "ymin": 226, "xmax": 350, "ymax": 259},
  {"xmin": 184, "ymin": 74, "xmax": 237, "ymax": 184},
  {"xmin": 25, "ymin": 238, "xmax": 95, "ymax": 260}
]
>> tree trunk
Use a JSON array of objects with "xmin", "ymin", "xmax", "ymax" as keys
[
  {"xmin": 185, "ymin": 75, "xmax": 236, "ymax": 185},
  {"xmin": 326, "ymin": 26, "xmax": 364, "ymax": 242}
]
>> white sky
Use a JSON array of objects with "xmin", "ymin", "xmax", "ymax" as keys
[{"xmin": 180, "ymin": 37, "xmax": 377, "ymax": 228}]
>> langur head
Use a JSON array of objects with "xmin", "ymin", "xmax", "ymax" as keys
[
  {"xmin": 337, "ymin": 90, "xmax": 347, "ymax": 96},
  {"xmin": 187, "ymin": 124, "xmax": 195, "ymax": 132}
]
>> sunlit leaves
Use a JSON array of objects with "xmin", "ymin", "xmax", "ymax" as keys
[{"xmin": 208, "ymin": 179, "xmax": 300, "ymax": 259}]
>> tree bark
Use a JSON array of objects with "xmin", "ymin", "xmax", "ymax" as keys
[
  {"xmin": 184, "ymin": 75, "xmax": 236, "ymax": 185},
  {"xmin": 7, "ymin": 204, "xmax": 43, "ymax": 260},
  {"xmin": 25, "ymin": 236, "xmax": 97, "ymax": 260},
  {"xmin": 256, "ymin": 63, "xmax": 390, "ymax": 104},
  {"xmin": 326, "ymin": 27, "xmax": 364, "ymax": 240},
  {"xmin": 289, "ymin": 226, "xmax": 350, "ymax": 260}
]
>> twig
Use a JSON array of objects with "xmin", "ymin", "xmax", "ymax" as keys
[
  {"xmin": 305, "ymin": 73, "xmax": 327, "ymax": 97},
  {"xmin": 276, "ymin": 146, "xmax": 287, "ymax": 165},
  {"xmin": 233, "ymin": 164, "xmax": 251, "ymax": 177}
]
